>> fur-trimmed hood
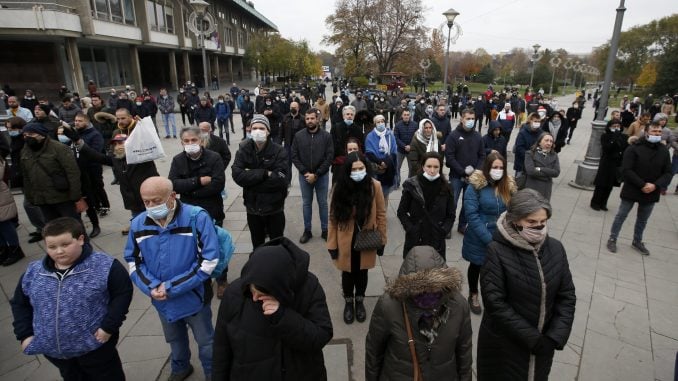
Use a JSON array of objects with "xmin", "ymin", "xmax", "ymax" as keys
[
  {"xmin": 467, "ymin": 170, "xmax": 518, "ymax": 193},
  {"xmin": 385, "ymin": 246, "xmax": 462, "ymax": 300}
]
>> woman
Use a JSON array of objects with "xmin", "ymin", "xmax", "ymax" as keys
[
  {"xmin": 483, "ymin": 121, "xmax": 508, "ymax": 159},
  {"xmin": 462, "ymin": 152, "xmax": 516, "ymax": 315},
  {"xmin": 407, "ymin": 118, "xmax": 441, "ymax": 176},
  {"xmin": 397, "ymin": 152, "xmax": 454, "ymax": 259},
  {"xmin": 478, "ymin": 189, "xmax": 575, "ymax": 380},
  {"xmin": 591, "ymin": 119, "xmax": 627, "ymax": 210},
  {"xmin": 524, "ymin": 132, "xmax": 560, "ymax": 201},
  {"xmin": 328, "ymin": 152, "xmax": 387, "ymax": 325},
  {"xmin": 0, "ymin": 146, "xmax": 24, "ymax": 266},
  {"xmin": 239, "ymin": 94, "xmax": 254, "ymax": 139},
  {"xmin": 365, "ymin": 114, "xmax": 397, "ymax": 206},
  {"xmin": 365, "ymin": 245, "xmax": 472, "ymax": 381},
  {"xmin": 540, "ymin": 111, "xmax": 568, "ymax": 153}
]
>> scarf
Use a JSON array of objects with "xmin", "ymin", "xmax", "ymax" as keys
[
  {"xmin": 415, "ymin": 118, "xmax": 438, "ymax": 152},
  {"xmin": 374, "ymin": 126, "xmax": 391, "ymax": 154}
]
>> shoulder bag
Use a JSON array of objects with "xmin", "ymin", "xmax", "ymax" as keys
[
  {"xmin": 402, "ymin": 303, "xmax": 423, "ymax": 381},
  {"xmin": 353, "ymin": 223, "xmax": 382, "ymax": 251}
]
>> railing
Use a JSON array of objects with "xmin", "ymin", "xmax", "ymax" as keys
[{"xmin": 0, "ymin": 1, "xmax": 76, "ymax": 13}]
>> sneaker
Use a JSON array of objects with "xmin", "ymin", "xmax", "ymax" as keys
[
  {"xmin": 457, "ymin": 225, "xmax": 467, "ymax": 235},
  {"xmin": 28, "ymin": 234, "xmax": 42, "ymax": 244},
  {"xmin": 606, "ymin": 238, "xmax": 617, "ymax": 253},
  {"xmin": 468, "ymin": 293, "xmax": 482, "ymax": 315},
  {"xmin": 121, "ymin": 226, "xmax": 130, "ymax": 235},
  {"xmin": 299, "ymin": 230, "xmax": 312, "ymax": 244},
  {"xmin": 631, "ymin": 241, "xmax": 650, "ymax": 256},
  {"xmin": 110, "ymin": 179, "xmax": 119, "ymax": 185},
  {"xmin": 168, "ymin": 364, "xmax": 194, "ymax": 381},
  {"xmin": 321, "ymin": 230, "xmax": 328, "ymax": 241},
  {"xmin": 98, "ymin": 207, "xmax": 110, "ymax": 217},
  {"xmin": 165, "ymin": 135, "xmax": 171, "ymax": 139}
]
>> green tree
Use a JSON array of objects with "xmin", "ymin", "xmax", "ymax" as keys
[
  {"xmin": 653, "ymin": 43, "xmax": 678, "ymax": 95},
  {"xmin": 476, "ymin": 64, "xmax": 495, "ymax": 83}
]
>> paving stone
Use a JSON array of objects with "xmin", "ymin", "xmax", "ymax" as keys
[
  {"xmin": 117, "ymin": 335, "xmax": 171, "ymax": 363},
  {"xmin": 586, "ymin": 293, "xmax": 651, "ymax": 350},
  {"xmin": 122, "ymin": 357, "xmax": 168, "ymax": 381},
  {"xmin": 578, "ymin": 329, "xmax": 654, "ymax": 381},
  {"xmin": 324, "ymin": 342, "xmax": 350, "ymax": 381},
  {"xmin": 651, "ymin": 332, "xmax": 678, "ymax": 381},
  {"xmin": 647, "ymin": 298, "xmax": 678, "ymax": 341}
]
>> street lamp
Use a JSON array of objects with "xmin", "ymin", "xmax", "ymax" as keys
[
  {"xmin": 190, "ymin": 0, "xmax": 210, "ymax": 90},
  {"xmin": 548, "ymin": 56, "xmax": 562, "ymax": 96},
  {"xmin": 528, "ymin": 44, "xmax": 541, "ymax": 90},
  {"xmin": 442, "ymin": 8, "xmax": 460, "ymax": 96}
]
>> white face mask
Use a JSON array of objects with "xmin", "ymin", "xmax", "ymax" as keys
[
  {"xmin": 490, "ymin": 169, "xmax": 504, "ymax": 181},
  {"xmin": 251, "ymin": 129, "xmax": 267, "ymax": 143},
  {"xmin": 184, "ymin": 143, "xmax": 201, "ymax": 154},
  {"xmin": 422, "ymin": 172, "xmax": 440, "ymax": 181},
  {"xmin": 350, "ymin": 170, "xmax": 367, "ymax": 182},
  {"xmin": 531, "ymin": 122, "xmax": 541, "ymax": 129}
]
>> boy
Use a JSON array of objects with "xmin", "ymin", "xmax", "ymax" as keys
[{"xmin": 10, "ymin": 217, "xmax": 133, "ymax": 380}]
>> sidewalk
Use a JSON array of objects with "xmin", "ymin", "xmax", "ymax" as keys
[{"xmin": 0, "ymin": 91, "xmax": 676, "ymax": 381}]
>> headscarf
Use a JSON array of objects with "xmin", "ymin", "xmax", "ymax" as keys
[
  {"xmin": 415, "ymin": 118, "xmax": 438, "ymax": 153},
  {"xmin": 373, "ymin": 124, "xmax": 392, "ymax": 154}
]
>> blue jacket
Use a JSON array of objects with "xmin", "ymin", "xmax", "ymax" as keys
[
  {"xmin": 125, "ymin": 201, "xmax": 219, "ymax": 322},
  {"xmin": 365, "ymin": 128, "xmax": 398, "ymax": 187},
  {"xmin": 215, "ymin": 101, "xmax": 231, "ymax": 120},
  {"xmin": 462, "ymin": 171, "xmax": 515, "ymax": 265},
  {"xmin": 513, "ymin": 123, "xmax": 542, "ymax": 171},
  {"xmin": 393, "ymin": 119, "xmax": 418, "ymax": 154}
]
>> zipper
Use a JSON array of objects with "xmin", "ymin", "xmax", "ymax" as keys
[{"xmin": 55, "ymin": 276, "xmax": 63, "ymax": 354}]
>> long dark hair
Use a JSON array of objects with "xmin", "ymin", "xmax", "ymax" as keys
[
  {"xmin": 330, "ymin": 152, "xmax": 374, "ymax": 229},
  {"xmin": 481, "ymin": 152, "xmax": 512, "ymax": 204}
]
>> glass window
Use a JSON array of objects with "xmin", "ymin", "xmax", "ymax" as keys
[
  {"xmin": 94, "ymin": 0, "xmax": 108, "ymax": 19},
  {"xmin": 109, "ymin": 0, "xmax": 123, "ymax": 22},
  {"xmin": 165, "ymin": 6, "xmax": 174, "ymax": 33},
  {"xmin": 123, "ymin": 0, "xmax": 135, "ymax": 25},
  {"xmin": 155, "ymin": 2, "xmax": 165, "ymax": 30},
  {"xmin": 146, "ymin": 0, "xmax": 156, "ymax": 30}
]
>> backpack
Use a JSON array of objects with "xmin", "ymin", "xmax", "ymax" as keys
[{"xmin": 188, "ymin": 206, "xmax": 235, "ymax": 279}]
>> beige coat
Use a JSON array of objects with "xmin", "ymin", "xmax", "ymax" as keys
[
  {"xmin": 0, "ymin": 161, "xmax": 18, "ymax": 222},
  {"xmin": 316, "ymin": 99, "xmax": 330, "ymax": 122},
  {"xmin": 328, "ymin": 179, "xmax": 387, "ymax": 272}
]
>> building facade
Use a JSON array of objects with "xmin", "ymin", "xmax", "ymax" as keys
[{"xmin": 0, "ymin": 0, "xmax": 277, "ymax": 97}]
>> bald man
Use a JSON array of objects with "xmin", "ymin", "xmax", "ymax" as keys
[{"xmin": 124, "ymin": 176, "xmax": 218, "ymax": 380}]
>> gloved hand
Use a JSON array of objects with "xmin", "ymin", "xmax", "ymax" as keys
[
  {"xmin": 377, "ymin": 246, "xmax": 385, "ymax": 256},
  {"xmin": 328, "ymin": 249, "xmax": 338, "ymax": 260},
  {"xmin": 62, "ymin": 126, "xmax": 80, "ymax": 143},
  {"xmin": 465, "ymin": 165, "xmax": 474, "ymax": 175},
  {"xmin": 531, "ymin": 335, "xmax": 557, "ymax": 355}
]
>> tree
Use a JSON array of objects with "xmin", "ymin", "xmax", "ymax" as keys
[
  {"xmin": 324, "ymin": 0, "xmax": 369, "ymax": 77},
  {"xmin": 636, "ymin": 62, "xmax": 657, "ymax": 88},
  {"xmin": 653, "ymin": 43, "xmax": 678, "ymax": 95},
  {"xmin": 476, "ymin": 64, "xmax": 495, "ymax": 83}
]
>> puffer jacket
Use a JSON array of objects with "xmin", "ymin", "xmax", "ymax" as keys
[
  {"xmin": 365, "ymin": 246, "xmax": 472, "ymax": 381},
  {"xmin": 232, "ymin": 138, "xmax": 289, "ymax": 216},
  {"xmin": 212, "ymin": 237, "xmax": 333, "ymax": 380},
  {"xmin": 478, "ymin": 213, "xmax": 576, "ymax": 381},
  {"xmin": 462, "ymin": 171, "xmax": 516, "ymax": 265},
  {"xmin": 0, "ymin": 161, "xmax": 17, "ymax": 221},
  {"xmin": 168, "ymin": 149, "xmax": 226, "ymax": 222},
  {"xmin": 291, "ymin": 128, "xmax": 334, "ymax": 177},
  {"xmin": 21, "ymin": 138, "xmax": 81, "ymax": 205},
  {"xmin": 619, "ymin": 137, "xmax": 672, "ymax": 204}
]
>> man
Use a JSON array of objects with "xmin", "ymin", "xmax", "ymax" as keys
[
  {"xmin": 158, "ymin": 88, "xmax": 177, "ymax": 139},
  {"xmin": 214, "ymin": 95, "xmax": 231, "ymax": 142},
  {"xmin": 393, "ymin": 109, "xmax": 419, "ymax": 181},
  {"xmin": 112, "ymin": 108, "xmax": 137, "ymax": 136},
  {"xmin": 232, "ymin": 115, "xmax": 289, "ymax": 248},
  {"xmin": 115, "ymin": 92, "xmax": 135, "ymax": 115},
  {"xmin": 350, "ymin": 91, "xmax": 367, "ymax": 112},
  {"xmin": 177, "ymin": 88, "xmax": 190, "ymax": 127},
  {"xmin": 281, "ymin": 101, "xmax": 305, "ymax": 180},
  {"xmin": 414, "ymin": 97, "xmax": 428, "ymax": 122},
  {"xmin": 430, "ymin": 104, "xmax": 452, "ymax": 144},
  {"xmin": 107, "ymin": 88, "xmax": 118, "ymax": 109},
  {"xmin": 316, "ymin": 95, "xmax": 330, "ymax": 130},
  {"xmin": 20, "ymin": 89, "xmax": 38, "ymax": 117},
  {"xmin": 496, "ymin": 103, "xmax": 516, "ymax": 141},
  {"xmin": 473, "ymin": 96, "xmax": 486, "ymax": 131},
  {"xmin": 229, "ymin": 83, "xmax": 240, "ymax": 101},
  {"xmin": 445, "ymin": 109, "xmax": 486, "ymax": 234},
  {"xmin": 32, "ymin": 104, "xmax": 60, "ymax": 140},
  {"xmin": 125, "ymin": 176, "xmax": 218, "ymax": 381},
  {"xmin": 57, "ymin": 97, "xmax": 79, "ymax": 126},
  {"xmin": 186, "ymin": 88, "xmax": 200, "ymax": 126},
  {"xmin": 87, "ymin": 94, "xmax": 116, "ymax": 142},
  {"xmin": 606, "ymin": 122, "xmax": 672, "ymax": 255},
  {"xmin": 198, "ymin": 122, "xmax": 231, "ymax": 170},
  {"xmin": 260, "ymin": 95, "xmax": 282, "ymax": 144},
  {"xmin": 394, "ymin": 98, "xmax": 410, "ymax": 124},
  {"xmin": 169, "ymin": 126, "xmax": 226, "ymax": 226},
  {"xmin": 627, "ymin": 111, "xmax": 651, "ymax": 138},
  {"xmin": 73, "ymin": 112, "xmax": 110, "ymax": 219},
  {"xmin": 6, "ymin": 96, "xmax": 32, "ymax": 122},
  {"xmin": 193, "ymin": 96, "xmax": 215, "ymax": 131},
  {"xmin": 292, "ymin": 109, "xmax": 334, "ymax": 243},
  {"xmin": 565, "ymin": 102, "xmax": 582, "ymax": 144},
  {"xmin": 513, "ymin": 112, "xmax": 544, "ymax": 177}
]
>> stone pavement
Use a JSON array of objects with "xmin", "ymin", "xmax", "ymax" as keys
[{"xmin": 0, "ymin": 91, "xmax": 677, "ymax": 381}]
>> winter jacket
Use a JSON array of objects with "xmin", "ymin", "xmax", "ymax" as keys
[
  {"xmin": 407, "ymin": 133, "xmax": 443, "ymax": 174},
  {"xmin": 57, "ymin": 104, "xmax": 79, "ymax": 125},
  {"xmin": 78, "ymin": 126, "xmax": 104, "ymax": 168},
  {"xmin": 414, "ymin": 102, "xmax": 427, "ymax": 122},
  {"xmin": 232, "ymin": 138, "xmax": 289, "ymax": 216},
  {"xmin": 88, "ymin": 106, "xmax": 116, "ymax": 142},
  {"xmin": 594, "ymin": 129, "xmax": 627, "ymax": 188},
  {"xmin": 11, "ymin": 247, "xmax": 132, "ymax": 359},
  {"xmin": 483, "ymin": 123, "xmax": 508, "ymax": 159},
  {"xmin": 373, "ymin": 100, "xmax": 391, "ymax": 116},
  {"xmin": 168, "ymin": 149, "xmax": 226, "ymax": 223},
  {"xmin": 125, "ymin": 201, "xmax": 219, "ymax": 322},
  {"xmin": 329, "ymin": 104, "xmax": 345, "ymax": 127},
  {"xmin": 430, "ymin": 113, "xmax": 451, "ymax": 143},
  {"xmin": 462, "ymin": 171, "xmax": 515, "ymax": 265},
  {"xmin": 365, "ymin": 246, "xmax": 472, "ymax": 381},
  {"xmin": 215, "ymin": 101, "xmax": 231, "ymax": 120},
  {"xmin": 619, "ymin": 138, "xmax": 672, "ymax": 204},
  {"xmin": 282, "ymin": 112, "xmax": 304, "ymax": 146},
  {"xmin": 473, "ymin": 100, "xmax": 486, "ymax": 116},
  {"xmin": 137, "ymin": 100, "xmax": 157, "ymax": 119},
  {"xmin": 0, "ymin": 161, "xmax": 17, "ymax": 221},
  {"xmin": 540, "ymin": 115, "xmax": 568, "ymax": 153},
  {"xmin": 291, "ymin": 128, "xmax": 334, "ymax": 177},
  {"xmin": 205, "ymin": 134, "xmax": 231, "ymax": 169},
  {"xmin": 365, "ymin": 129, "xmax": 398, "ymax": 187},
  {"xmin": 565, "ymin": 106, "xmax": 581, "ymax": 127},
  {"xmin": 444, "ymin": 125, "xmax": 486, "ymax": 178},
  {"xmin": 393, "ymin": 119, "xmax": 418, "ymax": 154},
  {"xmin": 330, "ymin": 121, "xmax": 365, "ymax": 160},
  {"xmin": 21, "ymin": 138, "xmax": 81, "ymax": 205},
  {"xmin": 524, "ymin": 149, "xmax": 560, "ymax": 201},
  {"xmin": 212, "ymin": 237, "xmax": 333, "ymax": 381},
  {"xmin": 478, "ymin": 214, "xmax": 576, "ymax": 381},
  {"xmin": 327, "ymin": 179, "xmax": 387, "ymax": 272},
  {"xmin": 513, "ymin": 124, "xmax": 542, "ymax": 172},
  {"xmin": 497, "ymin": 110, "xmax": 516, "ymax": 133},
  {"xmin": 194, "ymin": 104, "xmax": 216, "ymax": 127},
  {"xmin": 316, "ymin": 99, "xmax": 330, "ymax": 121},
  {"xmin": 397, "ymin": 175, "xmax": 454, "ymax": 258},
  {"xmin": 157, "ymin": 95, "xmax": 175, "ymax": 115}
]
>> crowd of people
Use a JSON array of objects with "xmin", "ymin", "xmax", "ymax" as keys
[{"xmin": 2, "ymin": 79, "xmax": 676, "ymax": 381}]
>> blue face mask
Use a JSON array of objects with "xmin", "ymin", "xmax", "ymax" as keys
[
  {"xmin": 146, "ymin": 198, "xmax": 171, "ymax": 220},
  {"xmin": 375, "ymin": 123, "xmax": 386, "ymax": 132},
  {"xmin": 9, "ymin": 130, "xmax": 20, "ymax": 137},
  {"xmin": 647, "ymin": 135, "xmax": 661, "ymax": 144},
  {"xmin": 58, "ymin": 135, "xmax": 71, "ymax": 144},
  {"xmin": 350, "ymin": 170, "xmax": 367, "ymax": 182},
  {"xmin": 344, "ymin": 119, "xmax": 353, "ymax": 126},
  {"xmin": 464, "ymin": 120, "xmax": 475, "ymax": 130}
]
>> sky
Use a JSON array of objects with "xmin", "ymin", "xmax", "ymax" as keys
[{"xmin": 248, "ymin": 0, "xmax": 675, "ymax": 56}]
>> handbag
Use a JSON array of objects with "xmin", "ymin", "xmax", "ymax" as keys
[
  {"xmin": 402, "ymin": 303, "xmax": 423, "ymax": 381},
  {"xmin": 35, "ymin": 161, "xmax": 69, "ymax": 191},
  {"xmin": 353, "ymin": 223, "xmax": 382, "ymax": 251}
]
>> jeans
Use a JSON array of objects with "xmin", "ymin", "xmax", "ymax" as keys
[
  {"xmin": 298, "ymin": 173, "xmax": 329, "ymax": 232},
  {"xmin": 450, "ymin": 177, "xmax": 468, "ymax": 227},
  {"xmin": 162, "ymin": 113, "xmax": 177, "ymax": 137},
  {"xmin": 217, "ymin": 118, "xmax": 230, "ymax": 141},
  {"xmin": 159, "ymin": 305, "xmax": 214, "ymax": 376},
  {"xmin": 22, "ymin": 199, "xmax": 45, "ymax": 232},
  {"xmin": 609, "ymin": 199, "xmax": 655, "ymax": 242}
]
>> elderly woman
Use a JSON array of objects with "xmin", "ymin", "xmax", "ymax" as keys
[
  {"xmin": 365, "ymin": 245, "xmax": 472, "ymax": 381},
  {"xmin": 477, "ymin": 189, "xmax": 576, "ymax": 381},
  {"xmin": 523, "ymin": 132, "xmax": 560, "ymax": 201},
  {"xmin": 365, "ymin": 114, "xmax": 398, "ymax": 206}
]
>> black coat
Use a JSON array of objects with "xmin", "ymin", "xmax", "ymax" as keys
[
  {"xmin": 478, "ymin": 217, "xmax": 576, "ymax": 381},
  {"xmin": 194, "ymin": 105, "xmax": 216, "ymax": 127},
  {"xmin": 619, "ymin": 138, "xmax": 672, "ymax": 204},
  {"xmin": 205, "ymin": 134, "xmax": 232, "ymax": 169},
  {"xmin": 212, "ymin": 237, "xmax": 333, "ymax": 381},
  {"xmin": 540, "ymin": 117, "xmax": 569, "ymax": 153},
  {"xmin": 397, "ymin": 175, "xmax": 454, "ymax": 258},
  {"xmin": 168, "ymin": 149, "xmax": 226, "ymax": 222},
  {"xmin": 594, "ymin": 129, "xmax": 627, "ymax": 187}
]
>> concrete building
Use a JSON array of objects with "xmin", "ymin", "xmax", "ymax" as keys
[{"xmin": 0, "ymin": 0, "xmax": 277, "ymax": 97}]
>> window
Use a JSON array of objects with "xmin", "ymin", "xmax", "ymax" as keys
[
  {"xmin": 91, "ymin": 0, "xmax": 135, "ymax": 25},
  {"xmin": 224, "ymin": 27, "xmax": 233, "ymax": 46},
  {"xmin": 79, "ymin": 46, "xmax": 131, "ymax": 87},
  {"xmin": 237, "ymin": 31, "xmax": 244, "ymax": 48},
  {"xmin": 109, "ymin": 0, "xmax": 122, "ymax": 22},
  {"xmin": 146, "ymin": 0, "xmax": 174, "ymax": 33},
  {"xmin": 184, "ymin": 10, "xmax": 190, "ymax": 38}
]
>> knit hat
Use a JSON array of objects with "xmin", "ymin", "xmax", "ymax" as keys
[
  {"xmin": 23, "ymin": 122, "xmax": 49, "ymax": 136},
  {"xmin": 110, "ymin": 134, "xmax": 128, "ymax": 143},
  {"xmin": 35, "ymin": 103, "xmax": 51, "ymax": 115},
  {"xmin": 251, "ymin": 114, "xmax": 270, "ymax": 131}
]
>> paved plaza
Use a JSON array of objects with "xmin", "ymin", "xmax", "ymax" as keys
[{"xmin": 0, "ymin": 91, "xmax": 676, "ymax": 381}]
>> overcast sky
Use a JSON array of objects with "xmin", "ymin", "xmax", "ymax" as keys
[{"xmin": 250, "ymin": 0, "xmax": 674, "ymax": 56}]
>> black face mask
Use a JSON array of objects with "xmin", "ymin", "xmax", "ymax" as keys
[{"xmin": 25, "ymin": 137, "xmax": 45, "ymax": 150}]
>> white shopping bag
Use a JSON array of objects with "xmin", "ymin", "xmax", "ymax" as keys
[{"xmin": 125, "ymin": 116, "xmax": 165, "ymax": 164}]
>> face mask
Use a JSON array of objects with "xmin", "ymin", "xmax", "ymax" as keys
[
  {"xmin": 517, "ymin": 224, "xmax": 548, "ymax": 244},
  {"xmin": 420, "ymin": 100, "xmax": 425, "ymax": 104},
  {"xmin": 9, "ymin": 130, "xmax": 20, "ymax": 137},
  {"xmin": 251, "ymin": 129, "xmax": 267, "ymax": 143},
  {"xmin": 422, "ymin": 172, "xmax": 440, "ymax": 181},
  {"xmin": 136, "ymin": 102, "xmax": 142, "ymax": 106},
  {"xmin": 380, "ymin": 98, "xmax": 384, "ymax": 102},
  {"xmin": 344, "ymin": 119, "xmax": 353, "ymax": 126},
  {"xmin": 464, "ymin": 120, "xmax": 475, "ymax": 130},
  {"xmin": 531, "ymin": 122, "xmax": 541, "ymax": 129},
  {"xmin": 58, "ymin": 135, "xmax": 71, "ymax": 144},
  {"xmin": 490, "ymin": 169, "xmax": 503, "ymax": 181},
  {"xmin": 146, "ymin": 199, "xmax": 170, "ymax": 220},
  {"xmin": 184, "ymin": 143, "xmax": 201, "ymax": 154},
  {"xmin": 538, "ymin": 111, "xmax": 546, "ymax": 118},
  {"xmin": 647, "ymin": 135, "xmax": 661, "ymax": 144},
  {"xmin": 218, "ymin": 99, "xmax": 224, "ymax": 103},
  {"xmin": 291, "ymin": 108, "xmax": 298, "ymax": 114},
  {"xmin": 375, "ymin": 123, "xmax": 386, "ymax": 132},
  {"xmin": 350, "ymin": 169, "xmax": 367, "ymax": 182},
  {"xmin": 610, "ymin": 127, "xmax": 620, "ymax": 133},
  {"xmin": 246, "ymin": 132, "xmax": 252, "ymax": 139},
  {"xmin": 265, "ymin": 101, "xmax": 272, "ymax": 106},
  {"xmin": 25, "ymin": 137, "xmax": 43, "ymax": 150}
]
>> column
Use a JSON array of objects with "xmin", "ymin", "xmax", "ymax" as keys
[
  {"xmin": 64, "ymin": 37, "xmax": 85, "ymax": 94},
  {"xmin": 212, "ymin": 55, "xmax": 220, "ymax": 88},
  {"xmin": 169, "ymin": 52, "xmax": 179, "ymax": 90},
  {"xmin": 182, "ymin": 51, "xmax": 191, "ymax": 85},
  {"xmin": 228, "ymin": 57, "xmax": 233, "ymax": 83},
  {"xmin": 129, "ymin": 45, "xmax": 142, "ymax": 91}
]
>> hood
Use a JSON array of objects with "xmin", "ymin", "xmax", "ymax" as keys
[
  {"xmin": 488, "ymin": 120, "xmax": 502, "ymax": 133},
  {"xmin": 385, "ymin": 246, "xmax": 462, "ymax": 300},
  {"xmin": 468, "ymin": 170, "xmax": 517, "ymax": 192},
  {"xmin": 495, "ymin": 212, "xmax": 539, "ymax": 252},
  {"xmin": 239, "ymin": 237, "xmax": 310, "ymax": 306}
]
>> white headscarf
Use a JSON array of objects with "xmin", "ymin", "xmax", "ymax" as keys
[
  {"xmin": 373, "ymin": 124, "xmax": 391, "ymax": 154},
  {"xmin": 415, "ymin": 118, "xmax": 438, "ymax": 152}
]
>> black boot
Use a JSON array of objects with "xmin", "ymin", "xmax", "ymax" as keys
[
  {"xmin": 0, "ymin": 246, "xmax": 8, "ymax": 264},
  {"xmin": 2, "ymin": 246, "xmax": 25, "ymax": 266},
  {"xmin": 343, "ymin": 296, "xmax": 355, "ymax": 324},
  {"xmin": 355, "ymin": 296, "xmax": 367, "ymax": 322}
]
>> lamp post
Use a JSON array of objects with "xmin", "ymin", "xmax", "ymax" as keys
[
  {"xmin": 562, "ymin": 59, "xmax": 572, "ymax": 95},
  {"xmin": 442, "ymin": 8, "xmax": 460, "ymax": 96},
  {"xmin": 190, "ymin": 0, "xmax": 210, "ymax": 91},
  {"xmin": 570, "ymin": 0, "xmax": 627, "ymax": 189},
  {"xmin": 548, "ymin": 57, "xmax": 561, "ymax": 96},
  {"xmin": 528, "ymin": 44, "xmax": 541, "ymax": 90}
]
